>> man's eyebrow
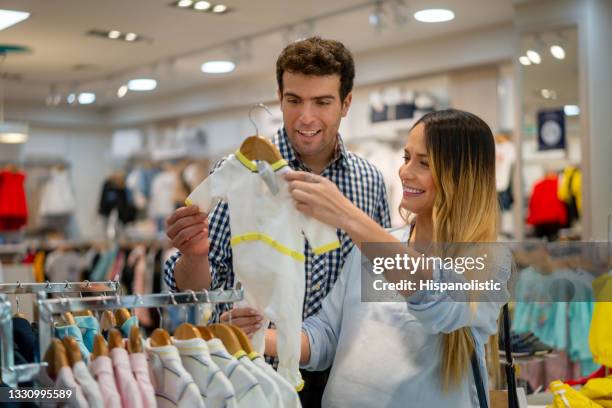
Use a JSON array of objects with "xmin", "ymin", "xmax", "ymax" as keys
[{"xmin": 283, "ymin": 92, "xmax": 336, "ymax": 100}]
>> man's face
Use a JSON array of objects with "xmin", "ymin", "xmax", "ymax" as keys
[{"xmin": 279, "ymin": 72, "xmax": 352, "ymax": 163}]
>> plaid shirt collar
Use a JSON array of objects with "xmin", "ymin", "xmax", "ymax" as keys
[{"xmin": 273, "ymin": 127, "xmax": 350, "ymax": 172}]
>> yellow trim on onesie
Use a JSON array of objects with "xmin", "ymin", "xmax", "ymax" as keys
[
  {"xmin": 231, "ymin": 233, "xmax": 306, "ymax": 262},
  {"xmin": 233, "ymin": 350, "xmax": 248, "ymax": 359},
  {"xmin": 248, "ymin": 351, "xmax": 260, "ymax": 360},
  {"xmin": 235, "ymin": 150, "xmax": 288, "ymax": 172},
  {"xmin": 295, "ymin": 380, "xmax": 305, "ymax": 392},
  {"xmin": 312, "ymin": 241, "xmax": 341, "ymax": 255},
  {"xmin": 185, "ymin": 198, "xmax": 193, "ymax": 206}
]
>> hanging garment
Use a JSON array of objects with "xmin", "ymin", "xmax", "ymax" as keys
[
  {"xmin": 549, "ymin": 380, "xmax": 603, "ymax": 408},
  {"xmin": 55, "ymin": 366, "xmax": 89, "ymax": 408},
  {"xmin": 73, "ymin": 360, "xmax": 104, "ymax": 408},
  {"xmin": 590, "ymin": 275, "xmax": 612, "ymax": 368},
  {"xmin": 98, "ymin": 179, "xmax": 136, "ymax": 224},
  {"xmin": 235, "ymin": 350, "xmax": 283, "ymax": 408},
  {"xmin": 129, "ymin": 352, "xmax": 157, "ymax": 408},
  {"xmin": 187, "ymin": 152, "xmax": 340, "ymax": 388},
  {"xmin": 145, "ymin": 340, "xmax": 205, "ymax": 408},
  {"xmin": 0, "ymin": 169, "xmax": 28, "ymax": 231},
  {"xmin": 207, "ymin": 338, "xmax": 268, "ymax": 407},
  {"xmin": 38, "ymin": 168, "xmax": 76, "ymax": 216},
  {"xmin": 527, "ymin": 175, "xmax": 567, "ymax": 231},
  {"xmin": 558, "ymin": 166, "xmax": 582, "ymax": 226},
  {"xmin": 74, "ymin": 315, "xmax": 100, "ymax": 353},
  {"xmin": 45, "ymin": 250, "xmax": 89, "ymax": 283},
  {"xmin": 110, "ymin": 347, "xmax": 144, "ymax": 408},
  {"xmin": 89, "ymin": 355, "xmax": 122, "ymax": 408},
  {"xmin": 148, "ymin": 170, "xmax": 178, "ymax": 220},
  {"xmin": 581, "ymin": 377, "xmax": 612, "ymax": 408},
  {"xmin": 173, "ymin": 337, "xmax": 238, "ymax": 408},
  {"xmin": 12, "ymin": 316, "xmax": 39, "ymax": 363},
  {"xmin": 250, "ymin": 351, "xmax": 301, "ymax": 408},
  {"xmin": 55, "ymin": 324, "xmax": 90, "ymax": 363}
]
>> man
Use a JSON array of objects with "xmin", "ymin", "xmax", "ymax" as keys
[{"xmin": 164, "ymin": 37, "xmax": 391, "ymax": 407}]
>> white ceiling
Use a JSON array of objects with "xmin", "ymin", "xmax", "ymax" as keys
[{"xmin": 1, "ymin": 0, "xmax": 514, "ymax": 108}]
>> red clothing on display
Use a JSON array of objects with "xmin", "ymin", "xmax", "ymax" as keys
[
  {"xmin": 527, "ymin": 175, "xmax": 567, "ymax": 226},
  {"xmin": 0, "ymin": 170, "xmax": 28, "ymax": 231}
]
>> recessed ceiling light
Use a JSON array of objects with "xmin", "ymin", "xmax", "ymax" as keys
[
  {"xmin": 108, "ymin": 30, "xmax": 121, "ymax": 39},
  {"xmin": 519, "ymin": 56, "xmax": 532, "ymax": 66},
  {"xmin": 212, "ymin": 4, "xmax": 227, "ymax": 13},
  {"xmin": 0, "ymin": 9, "xmax": 30, "ymax": 31},
  {"xmin": 550, "ymin": 45, "xmax": 565, "ymax": 60},
  {"xmin": 194, "ymin": 1, "xmax": 211, "ymax": 10},
  {"xmin": 125, "ymin": 32, "xmax": 138, "ymax": 42},
  {"xmin": 526, "ymin": 50, "xmax": 541, "ymax": 64},
  {"xmin": 177, "ymin": 0, "xmax": 193, "ymax": 7},
  {"xmin": 127, "ymin": 78, "xmax": 157, "ymax": 91},
  {"xmin": 201, "ymin": 60, "xmax": 235, "ymax": 73},
  {"xmin": 117, "ymin": 85, "xmax": 128, "ymax": 98},
  {"xmin": 78, "ymin": 92, "xmax": 96, "ymax": 104},
  {"xmin": 413, "ymin": 9, "xmax": 455, "ymax": 23},
  {"xmin": 66, "ymin": 93, "xmax": 76, "ymax": 104},
  {"xmin": 0, "ymin": 122, "xmax": 29, "ymax": 144},
  {"xmin": 564, "ymin": 105, "xmax": 580, "ymax": 116}
]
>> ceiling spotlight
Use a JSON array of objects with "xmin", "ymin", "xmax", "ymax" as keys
[
  {"xmin": 564, "ymin": 105, "xmax": 580, "ymax": 116},
  {"xmin": 519, "ymin": 56, "xmax": 532, "ymax": 66},
  {"xmin": 414, "ymin": 8, "xmax": 455, "ymax": 23},
  {"xmin": 369, "ymin": 2, "xmax": 385, "ymax": 32},
  {"xmin": 550, "ymin": 45, "xmax": 566, "ymax": 60},
  {"xmin": 117, "ymin": 84, "xmax": 128, "ymax": 98},
  {"xmin": 108, "ymin": 30, "xmax": 121, "ymax": 39},
  {"xmin": 78, "ymin": 92, "xmax": 96, "ymax": 105},
  {"xmin": 212, "ymin": 4, "xmax": 228, "ymax": 13},
  {"xmin": 127, "ymin": 78, "xmax": 157, "ymax": 91},
  {"xmin": 526, "ymin": 49, "xmax": 541, "ymax": 64},
  {"xmin": 194, "ymin": 1, "xmax": 211, "ymax": 10},
  {"xmin": 201, "ymin": 60, "xmax": 235, "ymax": 73},
  {"xmin": 66, "ymin": 93, "xmax": 77, "ymax": 104},
  {"xmin": 125, "ymin": 32, "xmax": 138, "ymax": 42},
  {"xmin": 177, "ymin": 0, "xmax": 193, "ymax": 7}
]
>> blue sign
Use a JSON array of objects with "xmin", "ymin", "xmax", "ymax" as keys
[{"xmin": 537, "ymin": 109, "xmax": 566, "ymax": 151}]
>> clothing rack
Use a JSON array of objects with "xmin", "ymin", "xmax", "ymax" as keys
[
  {"xmin": 0, "ymin": 281, "xmax": 120, "ymax": 388},
  {"xmin": 36, "ymin": 288, "xmax": 244, "ymax": 374}
]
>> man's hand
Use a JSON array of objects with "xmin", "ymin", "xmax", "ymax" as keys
[
  {"xmin": 166, "ymin": 205, "xmax": 210, "ymax": 256},
  {"xmin": 220, "ymin": 307, "xmax": 264, "ymax": 338}
]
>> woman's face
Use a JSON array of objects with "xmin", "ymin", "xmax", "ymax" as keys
[{"xmin": 398, "ymin": 123, "xmax": 436, "ymax": 215}]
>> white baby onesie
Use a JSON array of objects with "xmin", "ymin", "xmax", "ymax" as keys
[{"xmin": 186, "ymin": 152, "xmax": 340, "ymax": 389}]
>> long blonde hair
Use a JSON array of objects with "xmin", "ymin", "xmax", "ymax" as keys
[{"xmin": 404, "ymin": 109, "xmax": 500, "ymax": 390}]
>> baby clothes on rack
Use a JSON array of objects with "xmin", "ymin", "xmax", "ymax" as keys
[
  {"xmin": 235, "ymin": 350, "xmax": 284, "ymax": 408},
  {"xmin": 73, "ymin": 360, "xmax": 104, "ymax": 408},
  {"xmin": 129, "ymin": 352, "xmax": 157, "ymax": 408},
  {"xmin": 90, "ymin": 355, "xmax": 122, "ymax": 408},
  {"xmin": 111, "ymin": 347, "xmax": 144, "ymax": 408},
  {"xmin": 187, "ymin": 152, "xmax": 340, "ymax": 388},
  {"xmin": 250, "ymin": 351, "xmax": 301, "ymax": 408}
]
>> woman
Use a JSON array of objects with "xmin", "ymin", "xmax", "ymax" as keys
[{"xmin": 266, "ymin": 109, "xmax": 511, "ymax": 407}]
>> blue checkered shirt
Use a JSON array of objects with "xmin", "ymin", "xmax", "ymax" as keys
[{"xmin": 164, "ymin": 127, "xmax": 391, "ymax": 321}]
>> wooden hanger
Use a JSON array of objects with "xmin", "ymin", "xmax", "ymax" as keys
[
  {"xmin": 100, "ymin": 310, "xmax": 116, "ymax": 332},
  {"xmin": 239, "ymin": 136, "xmax": 283, "ymax": 165},
  {"xmin": 61, "ymin": 336, "xmax": 82, "ymax": 367},
  {"xmin": 62, "ymin": 312, "xmax": 76, "ymax": 326},
  {"xmin": 73, "ymin": 310, "xmax": 93, "ymax": 317},
  {"xmin": 196, "ymin": 325, "xmax": 215, "ymax": 341},
  {"xmin": 228, "ymin": 324, "xmax": 255, "ymax": 354},
  {"xmin": 108, "ymin": 329, "xmax": 124, "ymax": 350},
  {"xmin": 115, "ymin": 308, "xmax": 132, "ymax": 328},
  {"xmin": 92, "ymin": 334, "xmax": 108, "ymax": 360},
  {"xmin": 150, "ymin": 328, "xmax": 172, "ymax": 347},
  {"xmin": 44, "ymin": 338, "xmax": 68, "ymax": 379},
  {"xmin": 209, "ymin": 324, "xmax": 243, "ymax": 355},
  {"xmin": 174, "ymin": 323, "xmax": 201, "ymax": 340},
  {"xmin": 128, "ymin": 325, "xmax": 142, "ymax": 354}
]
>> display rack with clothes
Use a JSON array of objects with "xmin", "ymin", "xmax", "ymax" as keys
[
  {"xmin": 0, "ymin": 281, "xmax": 119, "ymax": 388},
  {"xmin": 34, "ymin": 289, "xmax": 300, "ymax": 407}
]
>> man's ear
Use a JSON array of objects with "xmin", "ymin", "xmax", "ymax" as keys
[{"xmin": 341, "ymin": 93, "xmax": 353, "ymax": 117}]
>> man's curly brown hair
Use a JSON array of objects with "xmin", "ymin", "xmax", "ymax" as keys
[{"xmin": 276, "ymin": 37, "xmax": 355, "ymax": 102}]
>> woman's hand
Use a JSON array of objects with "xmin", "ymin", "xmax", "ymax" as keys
[{"xmin": 284, "ymin": 171, "xmax": 357, "ymax": 230}]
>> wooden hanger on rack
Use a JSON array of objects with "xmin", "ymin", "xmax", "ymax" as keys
[
  {"xmin": 62, "ymin": 312, "xmax": 76, "ymax": 326},
  {"xmin": 228, "ymin": 324, "xmax": 255, "ymax": 354},
  {"xmin": 115, "ymin": 308, "xmax": 132, "ymax": 327},
  {"xmin": 174, "ymin": 323, "xmax": 201, "ymax": 340},
  {"xmin": 196, "ymin": 325, "xmax": 214, "ymax": 341},
  {"xmin": 150, "ymin": 328, "xmax": 172, "ymax": 347},
  {"xmin": 92, "ymin": 334, "xmax": 108, "ymax": 360},
  {"xmin": 100, "ymin": 310, "xmax": 116, "ymax": 332},
  {"xmin": 108, "ymin": 329, "xmax": 124, "ymax": 349},
  {"xmin": 61, "ymin": 336, "xmax": 82, "ymax": 367},
  {"xmin": 44, "ymin": 338, "xmax": 68, "ymax": 379},
  {"xmin": 128, "ymin": 325, "xmax": 142, "ymax": 353},
  {"xmin": 74, "ymin": 310, "xmax": 93, "ymax": 317},
  {"xmin": 209, "ymin": 323, "xmax": 242, "ymax": 354}
]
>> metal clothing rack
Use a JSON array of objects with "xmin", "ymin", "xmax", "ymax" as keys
[
  {"xmin": 37, "ymin": 288, "xmax": 244, "ymax": 372},
  {"xmin": 0, "ymin": 281, "xmax": 120, "ymax": 388}
]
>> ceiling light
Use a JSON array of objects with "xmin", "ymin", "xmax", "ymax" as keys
[
  {"xmin": 414, "ymin": 8, "xmax": 454, "ymax": 23},
  {"xmin": 177, "ymin": 0, "xmax": 193, "ymax": 7},
  {"xmin": 117, "ymin": 85, "xmax": 128, "ymax": 98},
  {"xmin": 564, "ymin": 105, "xmax": 580, "ymax": 116},
  {"xmin": 201, "ymin": 60, "xmax": 235, "ymax": 73},
  {"xmin": 0, "ymin": 9, "xmax": 30, "ymax": 31},
  {"xmin": 519, "ymin": 56, "xmax": 531, "ymax": 66},
  {"xmin": 127, "ymin": 78, "xmax": 157, "ymax": 91},
  {"xmin": 526, "ymin": 49, "xmax": 541, "ymax": 64},
  {"xmin": 66, "ymin": 93, "xmax": 76, "ymax": 104},
  {"xmin": 0, "ymin": 122, "xmax": 28, "ymax": 144},
  {"xmin": 78, "ymin": 92, "xmax": 96, "ymax": 104},
  {"xmin": 125, "ymin": 32, "xmax": 138, "ymax": 42},
  {"xmin": 212, "ymin": 4, "xmax": 228, "ymax": 13},
  {"xmin": 550, "ymin": 45, "xmax": 566, "ymax": 60},
  {"xmin": 194, "ymin": 1, "xmax": 211, "ymax": 10},
  {"xmin": 108, "ymin": 30, "xmax": 121, "ymax": 39}
]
